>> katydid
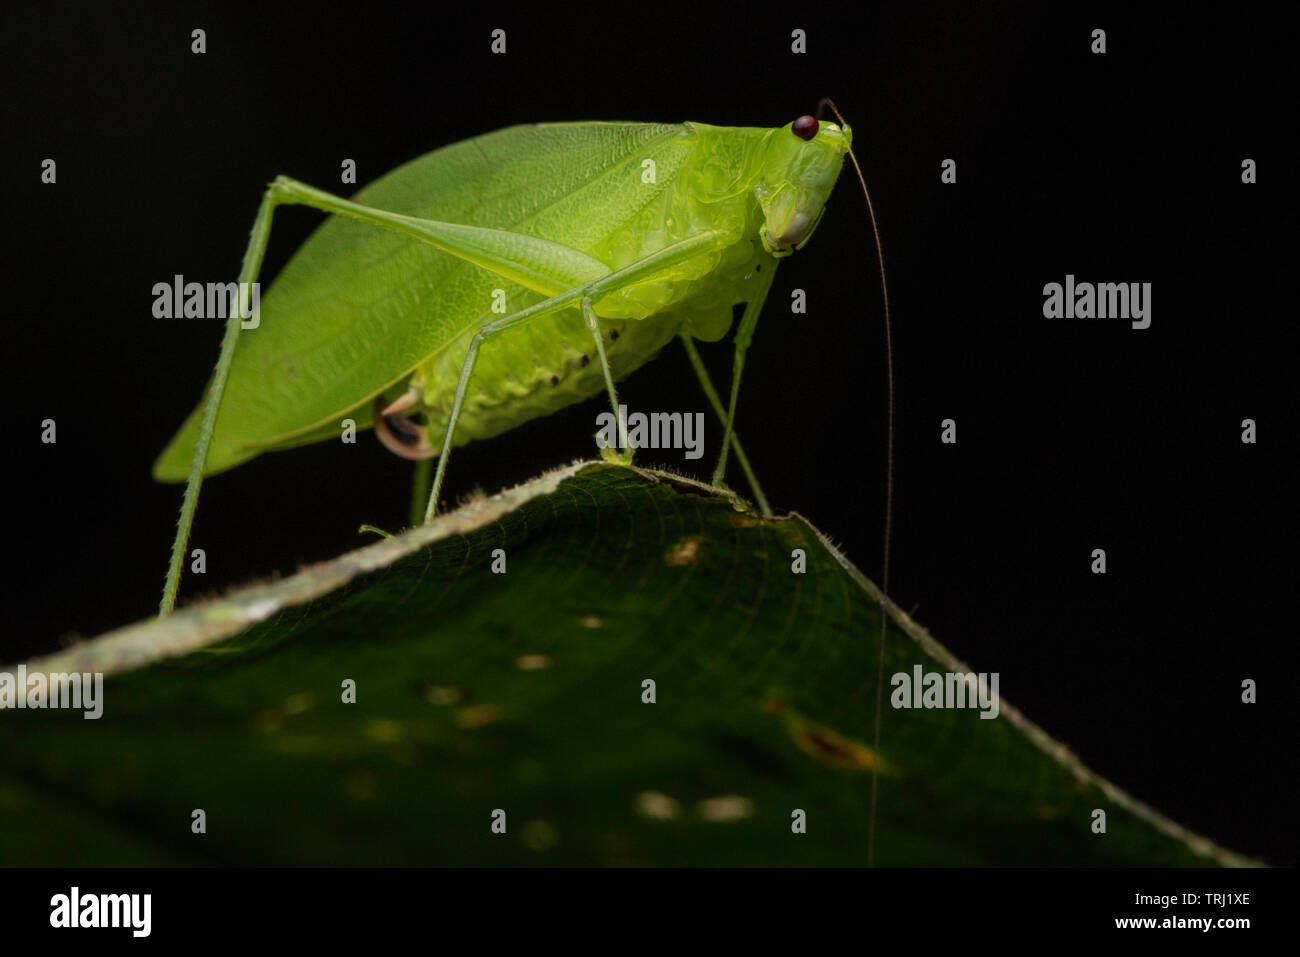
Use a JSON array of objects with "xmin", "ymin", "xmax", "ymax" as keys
[{"xmin": 155, "ymin": 107, "xmax": 890, "ymax": 625}]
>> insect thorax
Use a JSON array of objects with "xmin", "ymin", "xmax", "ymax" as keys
[{"xmin": 590, "ymin": 138, "xmax": 769, "ymax": 323}]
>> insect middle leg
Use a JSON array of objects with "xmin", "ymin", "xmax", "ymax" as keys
[
  {"xmin": 422, "ymin": 294, "xmax": 636, "ymax": 521},
  {"xmin": 679, "ymin": 334, "xmax": 772, "ymax": 517},
  {"xmin": 423, "ymin": 231, "xmax": 737, "ymax": 522},
  {"xmin": 711, "ymin": 258, "xmax": 778, "ymax": 491},
  {"xmin": 581, "ymin": 298, "xmax": 633, "ymax": 466}
]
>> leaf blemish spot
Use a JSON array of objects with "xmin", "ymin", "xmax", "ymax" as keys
[
  {"xmin": 792, "ymin": 720, "xmax": 883, "ymax": 772},
  {"xmin": 521, "ymin": 819, "xmax": 559, "ymax": 851},
  {"xmin": 424, "ymin": 685, "xmax": 461, "ymax": 706},
  {"xmin": 366, "ymin": 718, "xmax": 403, "ymax": 743},
  {"xmin": 666, "ymin": 539, "xmax": 702, "ymax": 565},
  {"xmin": 456, "ymin": 703, "xmax": 502, "ymax": 729},
  {"xmin": 635, "ymin": 790, "xmax": 681, "ymax": 821},
  {"xmin": 282, "ymin": 692, "xmax": 316, "ymax": 715},
  {"xmin": 697, "ymin": 795, "xmax": 753, "ymax": 822}
]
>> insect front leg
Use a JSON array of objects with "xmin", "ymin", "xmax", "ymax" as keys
[{"xmin": 712, "ymin": 259, "xmax": 779, "ymax": 489}]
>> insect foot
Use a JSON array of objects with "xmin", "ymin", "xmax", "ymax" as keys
[{"xmin": 599, "ymin": 443, "xmax": 635, "ymax": 467}]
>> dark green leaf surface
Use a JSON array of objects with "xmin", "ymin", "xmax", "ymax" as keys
[{"xmin": 0, "ymin": 463, "xmax": 1250, "ymax": 865}]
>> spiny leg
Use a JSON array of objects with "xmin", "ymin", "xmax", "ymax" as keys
[
  {"xmin": 422, "ymin": 298, "xmax": 630, "ymax": 522},
  {"xmin": 160, "ymin": 189, "xmax": 275, "ymax": 615},
  {"xmin": 420, "ymin": 295, "xmax": 635, "ymax": 521},
  {"xmin": 160, "ymin": 177, "xmax": 421, "ymax": 613},
  {"xmin": 712, "ymin": 258, "xmax": 779, "ymax": 488},
  {"xmin": 680, "ymin": 334, "xmax": 772, "ymax": 516},
  {"xmin": 423, "ymin": 229, "xmax": 737, "ymax": 521}
]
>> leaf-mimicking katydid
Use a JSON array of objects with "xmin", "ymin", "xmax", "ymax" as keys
[{"xmin": 156, "ymin": 105, "xmax": 892, "ymax": 630}]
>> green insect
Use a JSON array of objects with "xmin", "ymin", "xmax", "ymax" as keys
[{"xmin": 156, "ymin": 107, "xmax": 876, "ymax": 615}]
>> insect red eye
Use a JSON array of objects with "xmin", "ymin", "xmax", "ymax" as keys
[{"xmin": 792, "ymin": 115, "xmax": 819, "ymax": 141}]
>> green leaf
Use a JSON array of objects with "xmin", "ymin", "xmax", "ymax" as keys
[{"xmin": 0, "ymin": 462, "xmax": 1255, "ymax": 865}]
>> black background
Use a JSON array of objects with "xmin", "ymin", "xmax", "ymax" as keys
[{"xmin": 2, "ymin": 2, "xmax": 1291, "ymax": 865}]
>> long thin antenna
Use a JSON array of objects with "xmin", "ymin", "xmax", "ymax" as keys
[{"xmin": 818, "ymin": 97, "xmax": 895, "ymax": 868}]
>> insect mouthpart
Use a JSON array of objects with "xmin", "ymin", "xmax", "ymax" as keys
[
  {"xmin": 775, "ymin": 210, "xmax": 812, "ymax": 245},
  {"xmin": 761, "ymin": 229, "xmax": 794, "ymax": 257},
  {"xmin": 761, "ymin": 201, "xmax": 828, "ymax": 255}
]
